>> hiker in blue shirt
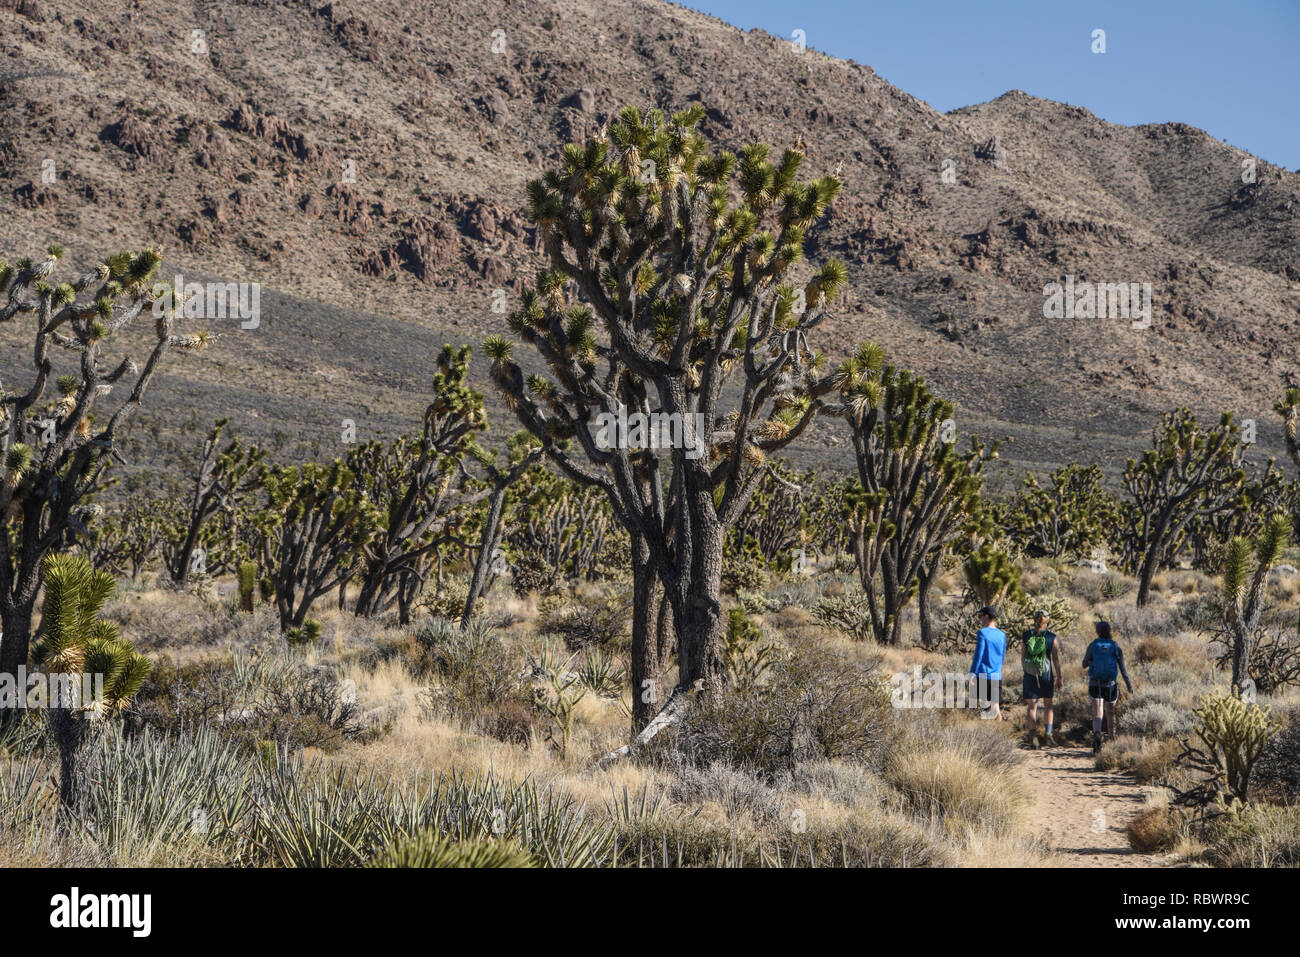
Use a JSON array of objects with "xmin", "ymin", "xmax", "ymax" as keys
[
  {"xmin": 1082, "ymin": 620, "xmax": 1135, "ymax": 754},
  {"xmin": 967, "ymin": 606, "xmax": 1006, "ymax": 720},
  {"xmin": 1021, "ymin": 609, "xmax": 1063, "ymax": 749}
]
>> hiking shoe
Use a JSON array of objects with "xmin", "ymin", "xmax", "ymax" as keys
[
  {"xmin": 1092, "ymin": 733, "xmax": 1102, "ymax": 755},
  {"xmin": 1031, "ymin": 733, "xmax": 1041, "ymax": 750},
  {"xmin": 1043, "ymin": 733, "xmax": 1058, "ymax": 748}
]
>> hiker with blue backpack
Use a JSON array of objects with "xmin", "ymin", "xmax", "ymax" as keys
[
  {"xmin": 1082, "ymin": 620, "xmax": 1135, "ymax": 754},
  {"xmin": 1021, "ymin": 609, "xmax": 1063, "ymax": 748}
]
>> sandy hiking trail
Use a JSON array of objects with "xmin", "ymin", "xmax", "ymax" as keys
[{"xmin": 1020, "ymin": 743, "xmax": 1170, "ymax": 867}]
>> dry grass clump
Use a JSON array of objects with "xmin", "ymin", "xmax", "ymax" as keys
[
  {"xmin": 1096, "ymin": 735, "xmax": 1182, "ymax": 784},
  {"xmin": 1126, "ymin": 792, "xmax": 1181, "ymax": 852},
  {"xmin": 1203, "ymin": 803, "xmax": 1300, "ymax": 867},
  {"xmin": 886, "ymin": 739, "xmax": 1029, "ymax": 834}
]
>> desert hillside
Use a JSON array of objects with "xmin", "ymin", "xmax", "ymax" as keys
[{"xmin": 1, "ymin": 0, "xmax": 1298, "ymax": 484}]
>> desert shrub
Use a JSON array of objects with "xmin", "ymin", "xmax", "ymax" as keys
[
  {"xmin": 80, "ymin": 726, "xmax": 254, "ymax": 865},
  {"xmin": 1069, "ymin": 570, "xmax": 1132, "ymax": 603},
  {"xmin": 723, "ymin": 608, "xmax": 780, "ymax": 690},
  {"xmin": 417, "ymin": 576, "xmax": 471, "ymax": 622},
  {"xmin": 509, "ymin": 551, "xmax": 560, "ymax": 598},
  {"xmin": 778, "ymin": 760, "xmax": 888, "ymax": 811},
  {"xmin": 736, "ymin": 589, "xmax": 780, "ymax": 616},
  {"xmin": 104, "ymin": 594, "xmax": 280, "ymax": 652},
  {"xmin": 130, "ymin": 653, "xmax": 362, "ymax": 753},
  {"xmin": 1134, "ymin": 636, "xmax": 1180, "ymax": 664},
  {"xmin": 368, "ymin": 831, "xmax": 536, "ymax": 868},
  {"xmin": 664, "ymin": 760, "xmax": 785, "ymax": 826},
  {"xmin": 812, "ymin": 594, "xmax": 874, "ymax": 643},
  {"xmin": 1097, "ymin": 735, "xmax": 1182, "ymax": 783},
  {"xmin": 1244, "ymin": 629, "xmax": 1300, "ymax": 693},
  {"xmin": 612, "ymin": 807, "xmax": 760, "ymax": 867},
  {"xmin": 1108, "ymin": 602, "xmax": 1179, "ymax": 640},
  {"xmin": 1204, "ymin": 800, "xmax": 1300, "ymax": 867},
  {"xmin": 1101, "ymin": 575, "xmax": 1134, "ymax": 600},
  {"xmin": 536, "ymin": 591, "xmax": 632, "ymax": 651},
  {"xmin": 667, "ymin": 645, "xmax": 893, "ymax": 778},
  {"xmin": 768, "ymin": 814, "xmax": 951, "ymax": 867},
  {"xmin": 419, "ymin": 772, "xmax": 615, "ymax": 867},
  {"xmin": 766, "ymin": 580, "xmax": 819, "ymax": 611},
  {"xmin": 1127, "ymin": 802, "xmax": 1181, "ymax": 852},
  {"xmin": 1172, "ymin": 593, "xmax": 1219, "ymax": 633},
  {"xmin": 895, "ymin": 712, "xmax": 1023, "ymax": 776},
  {"xmin": 722, "ymin": 535, "xmax": 769, "ymax": 594},
  {"xmin": 253, "ymin": 760, "xmax": 613, "ymax": 868},
  {"xmin": 575, "ymin": 645, "xmax": 627, "ymax": 699},
  {"xmin": 414, "ymin": 618, "xmax": 535, "ymax": 741},
  {"xmin": 1123, "ymin": 702, "xmax": 1194, "ymax": 739},
  {"xmin": 1254, "ymin": 706, "xmax": 1300, "ymax": 804}
]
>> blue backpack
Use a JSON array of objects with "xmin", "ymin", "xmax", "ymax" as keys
[{"xmin": 1089, "ymin": 638, "xmax": 1119, "ymax": 684}]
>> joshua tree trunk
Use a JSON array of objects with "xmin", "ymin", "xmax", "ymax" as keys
[
  {"xmin": 1135, "ymin": 511, "xmax": 1170, "ymax": 607},
  {"xmin": 171, "ymin": 520, "xmax": 205, "ymax": 587},
  {"xmin": 49, "ymin": 707, "xmax": 91, "ymax": 823},
  {"xmin": 663, "ymin": 495, "xmax": 726, "ymax": 694},
  {"xmin": 464, "ymin": 481, "xmax": 510, "ymax": 623},
  {"xmin": 630, "ymin": 531, "xmax": 665, "ymax": 730},
  {"xmin": 917, "ymin": 561, "xmax": 939, "ymax": 649}
]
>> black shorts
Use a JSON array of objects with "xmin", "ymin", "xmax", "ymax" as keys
[
  {"xmin": 1022, "ymin": 673, "xmax": 1054, "ymax": 700},
  {"xmin": 971, "ymin": 676, "xmax": 1001, "ymax": 710},
  {"xmin": 1088, "ymin": 680, "xmax": 1119, "ymax": 703}
]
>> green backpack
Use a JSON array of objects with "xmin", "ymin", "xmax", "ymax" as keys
[{"xmin": 1024, "ymin": 631, "xmax": 1050, "ymax": 677}]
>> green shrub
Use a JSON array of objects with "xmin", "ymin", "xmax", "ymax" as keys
[
  {"xmin": 724, "ymin": 608, "xmax": 779, "ymax": 690},
  {"xmin": 131, "ymin": 653, "xmax": 362, "ymax": 753}
]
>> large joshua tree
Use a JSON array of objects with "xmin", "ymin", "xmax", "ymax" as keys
[
  {"xmin": 169, "ymin": 417, "xmax": 265, "ymax": 586},
  {"xmin": 349, "ymin": 345, "xmax": 488, "ymax": 622},
  {"xmin": 0, "ymin": 244, "xmax": 206, "ymax": 687},
  {"xmin": 1121, "ymin": 409, "xmax": 1248, "ymax": 606},
  {"xmin": 834, "ymin": 345, "xmax": 993, "ymax": 645},
  {"xmin": 484, "ymin": 105, "xmax": 847, "ymax": 715}
]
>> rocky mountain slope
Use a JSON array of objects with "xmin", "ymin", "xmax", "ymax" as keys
[{"xmin": 2, "ymin": 0, "xmax": 1297, "ymax": 489}]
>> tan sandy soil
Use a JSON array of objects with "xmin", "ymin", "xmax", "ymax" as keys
[{"xmin": 1022, "ymin": 743, "xmax": 1170, "ymax": 867}]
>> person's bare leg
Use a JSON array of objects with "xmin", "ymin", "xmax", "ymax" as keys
[{"xmin": 1043, "ymin": 698, "xmax": 1054, "ymax": 742}]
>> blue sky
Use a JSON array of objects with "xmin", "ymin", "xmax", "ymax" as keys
[{"xmin": 679, "ymin": 0, "xmax": 1299, "ymax": 170}]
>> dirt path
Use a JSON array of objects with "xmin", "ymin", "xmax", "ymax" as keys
[{"xmin": 1020, "ymin": 744, "xmax": 1168, "ymax": 867}]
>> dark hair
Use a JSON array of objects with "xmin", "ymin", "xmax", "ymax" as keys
[
  {"xmin": 1095, "ymin": 621, "xmax": 1112, "ymax": 640},
  {"xmin": 979, "ymin": 606, "xmax": 998, "ymax": 621}
]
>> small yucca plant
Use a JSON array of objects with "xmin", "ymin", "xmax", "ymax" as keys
[
  {"xmin": 34, "ymin": 553, "xmax": 150, "ymax": 819},
  {"xmin": 35, "ymin": 553, "xmax": 150, "ymax": 717}
]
